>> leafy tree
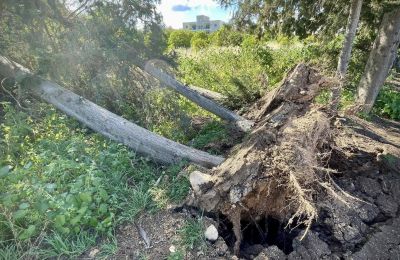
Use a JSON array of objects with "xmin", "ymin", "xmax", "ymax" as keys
[
  {"xmin": 209, "ymin": 25, "xmax": 243, "ymax": 46},
  {"xmin": 167, "ymin": 30, "xmax": 194, "ymax": 49},
  {"xmin": 191, "ymin": 31, "xmax": 210, "ymax": 50},
  {"xmin": 218, "ymin": 0, "xmax": 391, "ymax": 40},
  {"xmin": 0, "ymin": 0, "xmax": 167, "ymax": 122}
]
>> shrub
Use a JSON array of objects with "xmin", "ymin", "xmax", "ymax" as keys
[
  {"xmin": 191, "ymin": 32, "xmax": 210, "ymax": 51},
  {"xmin": 373, "ymin": 85, "xmax": 400, "ymax": 120},
  {"xmin": 209, "ymin": 25, "xmax": 243, "ymax": 47},
  {"xmin": 168, "ymin": 30, "xmax": 194, "ymax": 49}
]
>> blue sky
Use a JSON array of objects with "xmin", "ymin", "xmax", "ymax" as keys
[{"xmin": 157, "ymin": 0, "xmax": 233, "ymax": 29}]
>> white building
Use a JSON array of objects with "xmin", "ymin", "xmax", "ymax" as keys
[{"xmin": 183, "ymin": 15, "xmax": 224, "ymax": 33}]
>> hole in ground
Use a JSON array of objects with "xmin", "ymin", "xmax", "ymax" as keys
[{"xmin": 218, "ymin": 215, "xmax": 302, "ymax": 258}]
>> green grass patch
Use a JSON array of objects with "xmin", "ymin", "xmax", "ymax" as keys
[{"xmin": 0, "ymin": 103, "xmax": 192, "ymax": 257}]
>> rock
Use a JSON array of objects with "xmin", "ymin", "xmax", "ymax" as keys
[
  {"xmin": 357, "ymin": 177, "xmax": 381, "ymax": 198},
  {"xmin": 88, "ymin": 248, "xmax": 99, "ymax": 258},
  {"xmin": 354, "ymin": 201, "xmax": 380, "ymax": 223},
  {"xmin": 254, "ymin": 245, "xmax": 286, "ymax": 260},
  {"xmin": 204, "ymin": 224, "xmax": 218, "ymax": 242},
  {"xmin": 215, "ymin": 238, "xmax": 229, "ymax": 256},
  {"xmin": 376, "ymin": 193, "xmax": 398, "ymax": 217},
  {"xmin": 322, "ymin": 203, "xmax": 367, "ymax": 249},
  {"xmin": 169, "ymin": 245, "xmax": 176, "ymax": 253},
  {"xmin": 242, "ymin": 244, "xmax": 264, "ymax": 259},
  {"xmin": 190, "ymin": 171, "xmax": 214, "ymax": 194},
  {"xmin": 350, "ymin": 217, "xmax": 400, "ymax": 260},
  {"xmin": 289, "ymin": 231, "xmax": 331, "ymax": 259}
]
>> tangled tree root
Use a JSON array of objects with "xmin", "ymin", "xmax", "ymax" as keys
[{"xmin": 187, "ymin": 63, "xmax": 349, "ymax": 255}]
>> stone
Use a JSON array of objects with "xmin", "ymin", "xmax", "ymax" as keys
[
  {"xmin": 289, "ymin": 231, "xmax": 331, "ymax": 259},
  {"xmin": 215, "ymin": 238, "xmax": 229, "ymax": 256},
  {"xmin": 204, "ymin": 224, "xmax": 219, "ymax": 242},
  {"xmin": 376, "ymin": 193, "xmax": 398, "ymax": 217},
  {"xmin": 357, "ymin": 177, "xmax": 381, "ymax": 198},
  {"xmin": 350, "ymin": 217, "xmax": 400, "ymax": 260},
  {"xmin": 88, "ymin": 248, "xmax": 100, "ymax": 258},
  {"xmin": 254, "ymin": 245, "xmax": 286, "ymax": 260},
  {"xmin": 169, "ymin": 245, "xmax": 176, "ymax": 253}
]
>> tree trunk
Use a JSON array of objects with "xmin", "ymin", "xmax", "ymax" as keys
[
  {"xmin": 145, "ymin": 61, "xmax": 254, "ymax": 131},
  {"xmin": 331, "ymin": 0, "xmax": 363, "ymax": 110},
  {"xmin": 357, "ymin": 8, "xmax": 400, "ymax": 113},
  {"xmin": 187, "ymin": 85, "xmax": 226, "ymax": 102},
  {"xmin": 0, "ymin": 56, "xmax": 225, "ymax": 168}
]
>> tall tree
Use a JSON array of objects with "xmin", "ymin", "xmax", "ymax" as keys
[
  {"xmin": 357, "ymin": 8, "xmax": 400, "ymax": 113},
  {"xmin": 337, "ymin": 0, "xmax": 363, "ymax": 78},
  {"xmin": 331, "ymin": 0, "xmax": 363, "ymax": 110}
]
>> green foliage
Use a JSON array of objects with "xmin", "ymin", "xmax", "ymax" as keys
[
  {"xmin": 373, "ymin": 85, "xmax": 400, "ymax": 120},
  {"xmin": 149, "ymin": 162, "xmax": 191, "ymax": 209},
  {"xmin": 191, "ymin": 121, "xmax": 229, "ymax": 154},
  {"xmin": 177, "ymin": 46, "xmax": 266, "ymax": 109},
  {"xmin": 315, "ymin": 89, "xmax": 332, "ymax": 105},
  {"xmin": 0, "ymin": 103, "xmax": 192, "ymax": 256},
  {"xmin": 142, "ymin": 89, "xmax": 211, "ymax": 143},
  {"xmin": 177, "ymin": 36, "xmax": 312, "ymax": 110},
  {"xmin": 178, "ymin": 218, "xmax": 205, "ymax": 250},
  {"xmin": 191, "ymin": 32, "xmax": 210, "ymax": 51},
  {"xmin": 0, "ymin": 244, "xmax": 24, "ymax": 260},
  {"xmin": 0, "ymin": 0, "xmax": 171, "ymax": 136},
  {"xmin": 167, "ymin": 250, "xmax": 185, "ymax": 260},
  {"xmin": 168, "ymin": 30, "xmax": 195, "ymax": 49},
  {"xmin": 37, "ymin": 232, "xmax": 97, "ymax": 259},
  {"xmin": 209, "ymin": 25, "xmax": 243, "ymax": 47}
]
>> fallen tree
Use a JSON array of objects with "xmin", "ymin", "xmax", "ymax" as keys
[
  {"xmin": 145, "ymin": 60, "xmax": 254, "ymax": 132},
  {"xmin": 0, "ymin": 55, "xmax": 224, "ymax": 168},
  {"xmin": 188, "ymin": 64, "xmax": 345, "ymax": 254},
  {"xmin": 186, "ymin": 84, "xmax": 226, "ymax": 102},
  {"xmin": 188, "ymin": 63, "xmax": 400, "ymax": 259}
]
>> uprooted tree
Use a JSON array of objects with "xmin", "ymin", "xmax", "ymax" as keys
[
  {"xmin": 186, "ymin": 63, "xmax": 400, "ymax": 255},
  {"xmin": 2, "ymin": 53, "xmax": 400, "ymax": 258},
  {"xmin": 187, "ymin": 64, "xmax": 334, "ymax": 253}
]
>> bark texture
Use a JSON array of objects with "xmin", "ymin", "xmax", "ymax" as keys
[
  {"xmin": 145, "ymin": 61, "xmax": 254, "ymax": 131},
  {"xmin": 0, "ymin": 56, "xmax": 225, "ymax": 168},
  {"xmin": 337, "ymin": 0, "xmax": 363, "ymax": 78},
  {"xmin": 331, "ymin": 0, "xmax": 363, "ymax": 110},
  {"xmin": 357, "ymin": 8, "xmax": 400, "ymax": 113},
  {"xmin": 187, "ymin": 85, "xmax": 226, "ymax": 102},
  {"xmin": 188, "ymin": 64, "xmax": 333, "ymax": 254}
]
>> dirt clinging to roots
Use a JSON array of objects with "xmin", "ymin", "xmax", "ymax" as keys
[{"xmin": 187, "ymin": 63, "xmax": 400, "ymax": 259}]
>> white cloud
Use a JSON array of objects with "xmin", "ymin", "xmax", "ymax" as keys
[{"xmin": 158, "ymin": 0, "xmax": 225, "ymax": 29}]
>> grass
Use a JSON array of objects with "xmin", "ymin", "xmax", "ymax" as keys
[
  {"xmin": 0, "ymin": 103, "xmax": 194, "ymax": 258},
  {"xmin": 178, "ymin": 218, "xmax": 206, "ymax": 250},
  {"xmin": 166, "ymin": 217, "xmax": 206, "ymax": 260},
  {"xmin": 0, "ymin": 244, "xmax": 24, "ymax": 260},
  {"xmin": 36, "ymin": 232, "xmax": 97, "ymax": 259}
]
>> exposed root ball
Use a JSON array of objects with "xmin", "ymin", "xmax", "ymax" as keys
[{"xmin": 188, "ymin": 64, "xmax": 345, "ymax": 254}]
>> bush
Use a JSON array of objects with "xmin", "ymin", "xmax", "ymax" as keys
[
  {"xmin": 177, "ymin": 46, "xmax": 267, "ymax": 109},
  {"xmin": 373, "ymin": 85, "xmax": 400, "ymax": 120},
  {"xmin": 191, "ymin": 32, "xmax": 210, "ymax": 51},
  {"xmin": 209, "ymin": 25, "xmax": 243, "ymax": 47},
  {"xmin": 168, "ymin": 30, "xmax": 194, "ymax": 49}
]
